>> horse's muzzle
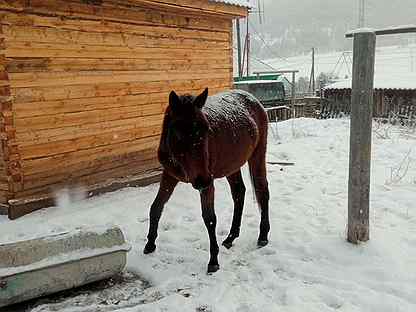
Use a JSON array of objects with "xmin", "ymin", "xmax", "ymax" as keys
[{"xmin": 192, "ymin": 175, "xmax": 213, "ymax": 191}]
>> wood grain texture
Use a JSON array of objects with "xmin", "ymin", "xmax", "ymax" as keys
[
  {"xmin": 0, "ymin": 0, "xmax": 237, "ymax": 214},
  {"xmin": 0, "ymin": 17, "xmax": 21, "ymax": 202},
  {"xmin": 347, "ymin": 32, "xmax": 376, "ymax": 243}
]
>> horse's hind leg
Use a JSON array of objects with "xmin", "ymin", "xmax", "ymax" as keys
[
  {"xmin": 248, "ymin": 145, "xmax": 270, "ymax": 247},
  {"xmin": 144, "ymin": 170, "xmax": 178, "ymax": 254},
  {"xmin": 222, "ymin": 170, "xmax": 246, "ymax": 249}
]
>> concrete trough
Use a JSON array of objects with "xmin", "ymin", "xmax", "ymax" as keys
[{"xmin": 0, "ymin": 226, "xmax": 131, "ymax": 308}]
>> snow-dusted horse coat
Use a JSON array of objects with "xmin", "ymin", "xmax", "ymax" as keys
[{"xmin": 144, "ymin": 88, "xmax": 270, "ymax": 273}]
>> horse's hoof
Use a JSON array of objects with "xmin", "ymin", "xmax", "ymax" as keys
[
  {"xmin": 143, "ymin": 242, "xmax": 156, "ymax": 254},
  {"xmin": 257, "ymin": 239, "xmax": 268, "ymax": 248},
  {"xmin": 207, "ymin": 264, "xmax": 220, "ymax": 274},
  {"xmin": 222, "ymin": 239, "xmax": 233, "ymax": 249}
]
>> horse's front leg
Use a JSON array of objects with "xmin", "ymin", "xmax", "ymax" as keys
[
  {"xmin": 200, "ymin": 183, "xmax": 219, "ymax": 273},
  {"xmin": 144, "ymin": 170, "xmax": 178, "ymax": 254}
]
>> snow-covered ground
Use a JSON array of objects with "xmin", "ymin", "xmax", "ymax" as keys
[{"xmin": 1, "ymin": 118, "xmax": 416, "ymax": 312}]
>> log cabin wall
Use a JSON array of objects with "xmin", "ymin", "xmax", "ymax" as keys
[
  {"xmin": 0, "ymin": 0, "xmax": 246, "ymax": 217},
  {"xmin": 0, "ymin": 41, "xmax": 13, "ymax": 210}
]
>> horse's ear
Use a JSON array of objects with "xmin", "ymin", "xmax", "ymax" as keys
[
  {"xmin": 194, "ymin": 88, "xmax": 208, "ymax": 109},
  {"xmin": 169, "ymin": 90, "xmax": 180, "ymax": 112}
]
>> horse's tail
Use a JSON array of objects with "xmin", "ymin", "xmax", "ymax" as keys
[
  {"xmin": 248, "ymin": 166, "xmax": 258, "ymax": 209},
  {"xmin": 246, "ymin": 93, "xmax": 269, "ymax": 211}
]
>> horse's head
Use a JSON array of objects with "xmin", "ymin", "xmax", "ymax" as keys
[{"xmin": 165, "ymin": 88, "xmax": 212, "ymax": 190}]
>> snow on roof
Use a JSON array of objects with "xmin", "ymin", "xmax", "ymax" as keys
[
  {"xmin": 209, "ymin": 0, "xmax": 254, "ymax": 8},
  {"xmin": 324, "ymin": 73, "xmax": 416, "ymax": 90},
  {"xmin": 234, "ymin": 80, "xmax": 281, "ymax": 85}
]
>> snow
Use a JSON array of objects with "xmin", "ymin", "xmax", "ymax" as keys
[
  {"xmin": 346, "ymin": 25, "xmax": 416, "ymax": 36},
  {"xmin": 347, "ymin": 27, "xmax": 376, "ymax": 35},
  {"xmin": 209, "ymin": 0, "xmax": 254, "ymax": 8},
  {"xmin": 324, "ymin": 72, "xmax": 416, "ymax": 90},
  {"xmin": 250, "ymin": 44, "xmax": 416, "ymax": 82},
  {"xmin": 1, "ymin": 118, "xmax": 416, "ymax": 311}
]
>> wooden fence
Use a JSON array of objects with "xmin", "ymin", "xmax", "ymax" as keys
[
  {"xmin": 320, "ymin": 89, "xmax": 416, "ymax": 125},
  {"xmin": 265, "ymin": 97, "xmax": 320, "ymax": 122}
]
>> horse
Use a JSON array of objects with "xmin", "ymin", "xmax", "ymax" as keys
[{"xmin": 144, "ymin": 88, "xmax": 270, "ymax": 273}]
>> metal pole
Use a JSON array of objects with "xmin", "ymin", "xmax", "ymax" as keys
[
  {"xmin": 312, "ymin": 47, "xmax": 315, "ymax": 93},
  {"xmin": 347, "ymin": 30, "xmax": 376, "ymax": 244},
  {"xmin": 236, "ymin": 20, "xmax": 242, "ymax": 78},
  {"xmin": 291, "ymin": 72, "xmax": 296, "ymax": 118},
  {"xmin": 358, "ymin": 0, "xmax": 365, "ymax": 28},
  {"xmin": 309, "ymin": 47, "xmax": 315, "ymax": 94},
  {"xmin": 411, "ymin": 39, "xmax": 415, "ymax": 72},
  {"xmin": 246, "ymin": 16, "xmax": 250, "ymax": 76}
]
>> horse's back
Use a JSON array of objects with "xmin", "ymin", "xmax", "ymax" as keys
[
  {"xmin": 202, "ymin": 90, "xmax": 268, "ymax": 178},
  {"xmin": 203, "ymin": 90, "xmax": 268, "ymax": 130}
]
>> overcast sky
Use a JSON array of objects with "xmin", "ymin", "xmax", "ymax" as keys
[{"xmin": 247, "ymin": 0, "xmax": 416, "ymax": 57}]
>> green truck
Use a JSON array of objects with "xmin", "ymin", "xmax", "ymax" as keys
[{"xmin": 233, "ymin": 74, "xmax": 291, "ymax": 108}]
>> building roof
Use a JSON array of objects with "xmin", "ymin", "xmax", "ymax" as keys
[
  {"xmin": 209, "ymin": 0, "xmax": 254, "ymax": 8},
  {"xmin": 324, "ymin": 73, "xmax": 416, "ymax": 91},
  {"xmin": 234, "ymin": 74, "xmax": 290, "ymax": 85},
  {"xmin": 234, "ymin": 79, "xmax": 282, "ymax": 85}
]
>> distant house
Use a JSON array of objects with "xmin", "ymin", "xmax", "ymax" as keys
[
  {"xmin": 0, "ymin": 0, "xmax": 251, "ymax": 218},
  {"xmin": 322, "ymin": 73, "xmax": 416, "ymax": 119}
]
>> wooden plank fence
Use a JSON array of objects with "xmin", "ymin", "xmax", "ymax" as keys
[{"xmin": 320, "ymin": 89, "xmax": 416, "ymax": 125}]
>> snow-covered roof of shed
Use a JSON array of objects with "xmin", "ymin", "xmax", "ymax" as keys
[
  {"xmin": 324, "ymin": 73, "xmax": 416, "ymax": 90},
  {"xmin": 209, "ymin": 0, "xmax": 254, "ymax": 8}
]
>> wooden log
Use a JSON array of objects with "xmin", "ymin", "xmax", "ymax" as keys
[
  {"xmin": 11, "ymin": 80, "xmax": 229, "ymax": 103},
  {"xmin": 20, "ymin": 156, "xmax": 161, "ymax": 197},
  {"xmin": 21, "ymin": 147, "xmax": 157, "ymax": 190},
  {"xmin": 140, "ymin": 0, "xmax": 247, "ymax": 17},
  {"xmin": 15, "ymin": 113, "xmax": 163, "ymax": 145},
  {"xmin": 6, "ymin": 57, "xmax": 232, "ymax": 73},
  {"xmin": 15, "ymin": 105, "xmax": 164, "ymax": 131},
  {"xmin": 19, "ymin": 123, "xmax": 162, "ymax": 160},
  {"xmin": 7, "ymin": 169, "xmax": 162, "ymax": 219},
  {"xmin": 5, "ymin": 44, "xmax": 230, "ymax": 63},
  {"xmin": 19, "ymin": 156, "xmax": 161, "ymax": 193},
  {"xmin": 0, "ymin": 25, "xmax": 19, "ymax": 202},
  {"xmin": 0, "ymin": 0, "xmax": 246, "ymax": 19},
  {"xmin": 0, "ymin": 0, "xmax": 232, "ymax": 32},
  {"xmin": 21, "ymin": 135, "xmax": 160, "ymax": 175},
  {"xmin": 8, "ymin": 68, "xmax": 230, "ymax": 88},
  {"xmin": 14, "ymin": 94, "xmax": 168, "ymax": 118},
  {"xmin": 0, "ymin": 0, "xmax": 235, "ymax": 212},
  {"xmin": 347, "ymin": 31, "xmax": 376, "ymax": 244},
  {"xmin": 0, "ymin": 11, "xmax": 230, "ymax": 42}
]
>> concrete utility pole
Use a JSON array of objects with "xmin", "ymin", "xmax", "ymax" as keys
[{"xmin": 347, "ymin": 30, "xmax": 376, "ymax": 243}]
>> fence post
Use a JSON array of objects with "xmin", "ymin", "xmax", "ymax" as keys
[{"xmin": 347, "ymin": 30, "xmax": 376, "ymax": 243}]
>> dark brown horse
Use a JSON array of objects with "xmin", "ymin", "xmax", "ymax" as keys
[{"xmin": 144, "ymin": 88, "xmax": 270, "ymax": 273}]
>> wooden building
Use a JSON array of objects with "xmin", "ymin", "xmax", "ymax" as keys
[
  {"xmin": 0, "ymin": 0, "xmax": 250, "ymax": 218},
  {"xmin": 321, "ymin": 74, "xmax": 416, "ymax": 120}
]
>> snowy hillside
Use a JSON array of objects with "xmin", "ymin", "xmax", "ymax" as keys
[
  {"xmin": 248, "ymin": 44, "xmax": 416, "ymax": 81},
  {"xmin": 1, "ymin": 118, "xmax": 416, "ymax": 312}
]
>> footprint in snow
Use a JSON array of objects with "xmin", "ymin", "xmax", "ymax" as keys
[{"xmin": 259, "ymin": 247, "xmax": 276, "ymax": 256}]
